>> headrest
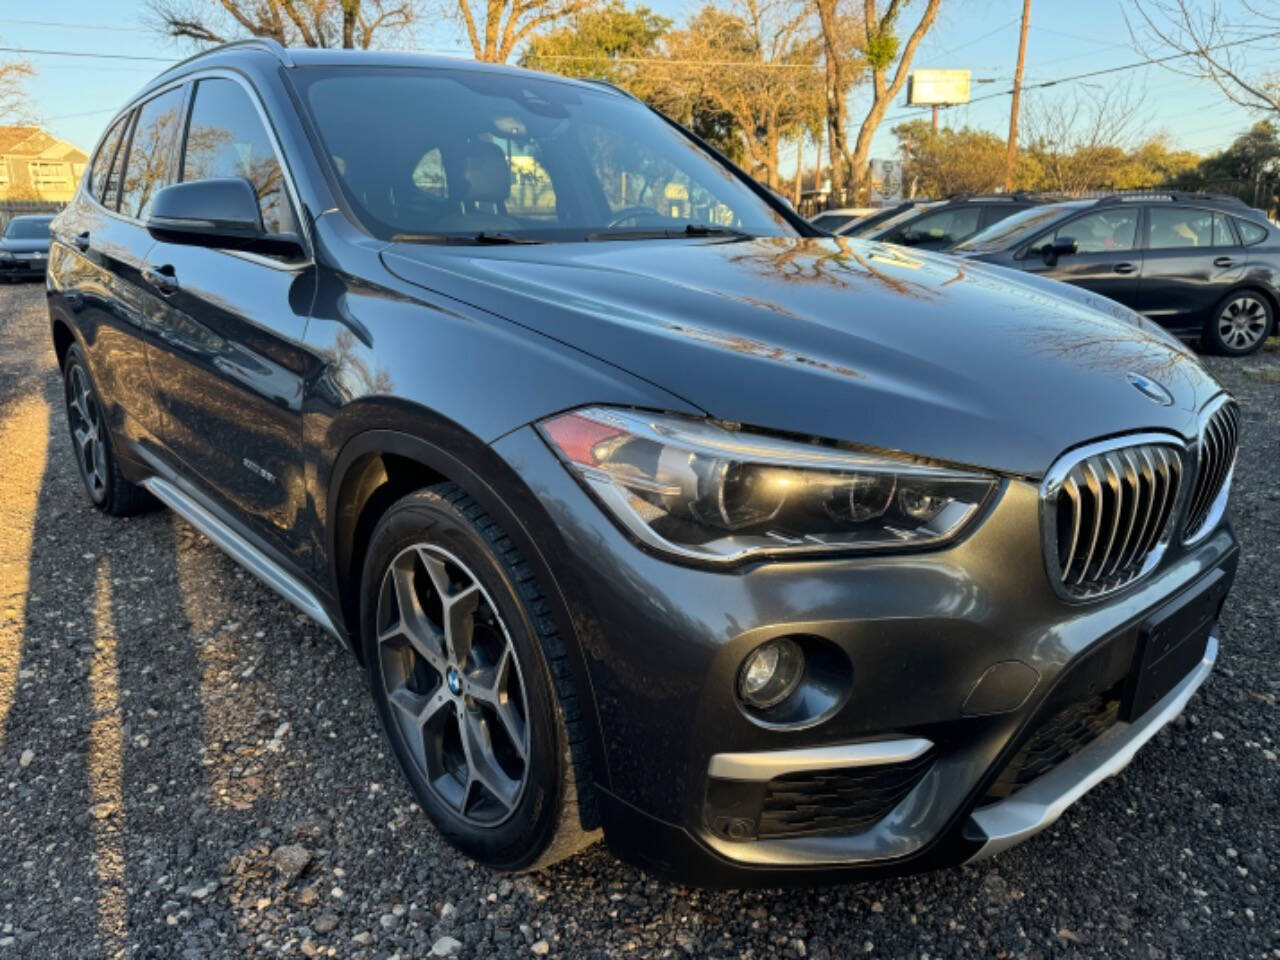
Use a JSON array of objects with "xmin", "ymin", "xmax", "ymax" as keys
[{"xmin": 461, "ymin": 141, "xmax": 511, "ymax": 203}]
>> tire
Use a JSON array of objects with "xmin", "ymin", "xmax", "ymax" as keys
[
  {"xmin": 1203, "ymin": 289, "xmax": 1274, "ymax": 356},
  {"xmin": 360, "ymin": 483, "xmax": 599, "ymax": 871},
  {"xmin": 62, "ymin": 344, "xmax": 152, "ymax": 516}
]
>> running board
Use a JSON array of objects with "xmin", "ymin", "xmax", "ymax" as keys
[{"xmin": 142, "ymin": 476, "xmax": 341, "ymax": 639}]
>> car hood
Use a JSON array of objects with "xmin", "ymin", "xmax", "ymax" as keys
[
  {"xmin": 382, "ymin": 236, "xmax": 1223, "ymax": 477},
  {"xmin": 0, "ymin": 237, "xmax": 50, "ymax": 254}
]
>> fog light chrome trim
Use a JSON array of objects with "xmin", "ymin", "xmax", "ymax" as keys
[
  {"xmin": 708, "ymin": 737, "xmax": 934, "ymax": 782},
  {"xmin": 965, "ymin": 632, "xmax": 1218, "ymax": 862}
]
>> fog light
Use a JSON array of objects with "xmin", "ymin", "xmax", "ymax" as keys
[{"xmin": 738, "ymin": 638, "xmax": 804, "ymax": 709}]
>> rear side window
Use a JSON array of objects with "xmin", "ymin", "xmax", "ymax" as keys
[
  {"xmin": 119, "ymin": 87, "xmax": 185, "ymax": 219},
  {"xmin": 90, "ymin": 116, "xmax": 128, "ymax": 202},
  {"xmin": 1146, "ymin": 207, "xmax": 1225, "ymax": 249},
  {"xmin": 1053, "ymin": 209, "xmax": 1138, "ymax": 253},
  {"xmin": 102, "ymin": 112, "xmax": 135, "ymax": 210},
  {"xmin": 181, "ymin": 78, "xmax": 295, "ymax": 235},
  {"xmin": 1235, "ymin": 217, "xmax": 1268, "ymax": 246}
]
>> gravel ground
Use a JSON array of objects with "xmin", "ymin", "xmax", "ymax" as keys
[{"xmin": 0, "ymin": 279, "xmax": 1276, "ymax": 960}]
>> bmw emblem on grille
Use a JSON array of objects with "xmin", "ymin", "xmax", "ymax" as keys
[{"xmin": 1126, "ymin": 372, "xmax": 1174, "ymax": 406}]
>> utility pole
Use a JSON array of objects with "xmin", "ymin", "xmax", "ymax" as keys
[{"xmin": 1004, "ymin": 0, "xmax": 1032, "ymax": 192}]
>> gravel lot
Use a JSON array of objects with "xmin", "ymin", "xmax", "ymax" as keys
[{"xmin": 0, "ymin": 279, "xmax": 1276, "ymax": 959}]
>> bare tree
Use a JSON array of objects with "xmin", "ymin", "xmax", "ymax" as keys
[
  {"xmin": 811, "ymin": 0, "xmax": 863, "ymax": 203},
  {"xmin": 1022, "ymin": 83, "xmax": 1149, "ymax": 194},
  {"xmin": 148, "ymin": 0, "xmax": 419, "ymax": 49},
  {"xmin": 452, "ymin": 0, "xmax": 598, "ymax": 62},
  {"xmin": 0, "ymin": 59, "xmax": 34, "ymax": 124},
  {"xmin": 1128, "ymin": 1, "xmax": 1280, "ymax": 115},
  {"xmin": 840, "ymin": 0, "xmax": 943, "ymax": 203}
]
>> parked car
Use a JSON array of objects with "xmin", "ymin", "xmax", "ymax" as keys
[
  {"xmin": 49, "ymin": 40, "xmax": 1240, "ymax": 886},
  {"xmin": 808, "ymin": 207, "xmax": 874, "ymax": 232},
  {"xmin": 0, "ymin": 214, "xmax": 54, "ymax": 280},
  {"xmin": 953, "ymin": 192, "xmax": 1278, "ymax": 355},
  {"xmin": 840, "ymin": 194, "xmax": 1043, "ymax": 250}
]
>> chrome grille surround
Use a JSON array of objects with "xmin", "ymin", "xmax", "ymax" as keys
[
  {"xmin": 1183, "ymin": 396, "xmax": 1240, "ymax": 544},
  {"xmin": 1040, "ymin": 433, "xmax": 1187, "ymax": 602}
]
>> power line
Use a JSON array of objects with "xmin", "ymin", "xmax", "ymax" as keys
[
  {"xmin": 0, "ymin": 45, "xmax": 175, "ymax": 63},
  {"xmin": 4, "ymin": 18, "xmax": 143, "ymax": 33}
]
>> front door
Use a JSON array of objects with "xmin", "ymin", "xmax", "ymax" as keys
[
  {"xmin": 1027, "ymin": 206, "xmax": 1145, "ymax": 308},
  {"xmin": 144, "ymin": 75, "xmax": 317, "ymax": 568}
]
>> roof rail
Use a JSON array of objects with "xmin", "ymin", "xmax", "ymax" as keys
[
  {"xmin": 1091, "ymin": 190, "xmax": 1247, "ymax": 207},
  {"xmin": 156, "ymin": 36, "xmax": 295, "ymax": 80}
]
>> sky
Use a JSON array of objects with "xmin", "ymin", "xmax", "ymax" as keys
[{"xmin": 4, "ymin": 0, "xmax": 1274, "ymax": 166}]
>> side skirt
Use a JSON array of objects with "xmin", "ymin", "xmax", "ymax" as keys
[{"xmin": 141, "ymin": 475, "xmax": 342, "ymax": 640}]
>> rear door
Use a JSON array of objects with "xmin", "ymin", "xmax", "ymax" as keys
[
  {"xmin": 1135, "ymin": 206, "xmax": 1245, "ymax": 334},
  {"xmin": 1024, "ymin": 206, "xmax": 1144, "ymax": 307},
  {"xmin": 48, "ymin": 85, "xmax": 186, "ymax": 446},
  {"xmin": 143, "ymin": 74, "xmax": 317, "ymax": 568}
]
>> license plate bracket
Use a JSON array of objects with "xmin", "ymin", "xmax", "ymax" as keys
[{"xmin": 1122, "ymin": 569, "xmax": 1227, "ymax": 722}]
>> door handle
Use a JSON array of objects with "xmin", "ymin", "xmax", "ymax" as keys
[
  {"xmin": 142, "ymin": 264, "xmax": 179, "ymax": 296},
  {"xmin": 73, "ymin": 231, "xmax": 90, "ymax": 252},
  {"xmin": 1113, "ymin": 262, "xmax": 1136, "ymax": 274},
  {"xmin": 1214, "ymin": 256, "xmax": 1234, "ymax": 268}
]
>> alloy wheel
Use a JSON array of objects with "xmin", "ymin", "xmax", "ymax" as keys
[
  {"xmin": 1217, "ymin": 296, "xmax": 1269, "ymax": 351},
  {"xmin": 66, "ymin": 363, "xmax": 107, "ymax": 501},
  {"xmin": 375, "ymin": 543, "xmax": 530, "ymax": 825}
]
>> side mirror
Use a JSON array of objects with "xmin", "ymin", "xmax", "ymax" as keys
[
  {"xmin": 147, "ymin": 178, "xmax": 303, "ymax": 257},
  {"xmin": 1040, "ymin": 236, "xmax": 1078, "ymax": 265}
]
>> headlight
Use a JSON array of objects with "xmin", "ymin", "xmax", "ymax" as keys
[{"xmin": 538, "ymin": 407, "xmax": 998, "ymax": 562}]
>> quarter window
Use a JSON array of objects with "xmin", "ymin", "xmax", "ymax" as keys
[
  {"xmin": 1052, "ymin": 209, "xmax": 1138, "ymax": 253},
  {"xmin": 119, "ymin": 87, "xmax": 185, "ymax": 219},
  {"xmin": 91, "ymin": 114, "xmax": 129, "ymax": 205},
  {"xmin": 181, "ymin": 78, "xmax": 295, "ymax": 235},
  {"xmin": 1234, "ymin": 217, "xmax": 1268, "ymax": 246},
  {"xmin": 101, "ymin": 112, "xmax": 135, "ymax": 210}
]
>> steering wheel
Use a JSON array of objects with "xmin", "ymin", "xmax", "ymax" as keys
[{"xmin": 606, "ymin": 206, "xmax": 669, "ymax": 229}]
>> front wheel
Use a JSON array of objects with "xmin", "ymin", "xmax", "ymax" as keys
[
  {"xmin": 1203, "ymin": 291, "xmax": 1274, "ymax": 356},
  {"xmin": 360, "ymin": 483, "xmax": 598, "ymax": 870}
]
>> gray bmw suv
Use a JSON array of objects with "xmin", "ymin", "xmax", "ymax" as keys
[{"xmin": 47, "ymin": 39, "xmax": 1239, "ymax": 885}]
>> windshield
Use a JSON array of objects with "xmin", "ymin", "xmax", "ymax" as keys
[
  {"xmin": 295, "ymin": 67, "xmax": 796, "ymax": 243},
  {"xmin": 3, "ymin": 218, "xmax": 51, "ymax": 240},
  {"xmin": 844, "ymin": 203, "xmax": 934, "ymax": 238},
  {"xmin": 953, "ymin": 204, "xmax": 1080, "ymax": 253}
]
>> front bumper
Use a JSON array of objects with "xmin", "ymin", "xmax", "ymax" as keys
[{"xmin": 492, "ymin": 426, "xmax": 1238, "ymax": 886}]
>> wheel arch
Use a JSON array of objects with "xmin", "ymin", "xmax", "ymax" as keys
[{"xmin": 322, "ymin": 401, "xmax": 609, "ymax": 821}]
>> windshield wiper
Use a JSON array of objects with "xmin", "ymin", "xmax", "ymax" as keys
[
  {"xmin": 391, "ymin": 231, "xmax": 542, "ymax": 245},
  {"xmin": 586, "ymin": 224, "xmax": 755, "ymax": 242}
]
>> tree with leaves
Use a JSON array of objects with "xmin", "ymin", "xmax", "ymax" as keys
[
  {"xmin": 839, "ymin": 0, "xmax": 943, "ymax": 203},
  {"xmin": 662, "ymin": 1, "xmax": 823, "ymax": 189},
  {"xmin": 148, "ymin": 0, "xmax": 419, "ymax": 48},
  {"xmin": 520, "ymin": 1, "xmax": 671, "ymax": 85}
]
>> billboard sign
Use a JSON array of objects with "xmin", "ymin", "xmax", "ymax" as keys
[{"xmin": 908, "ymin": 69, "xmax": 971, "ymax": 106}]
